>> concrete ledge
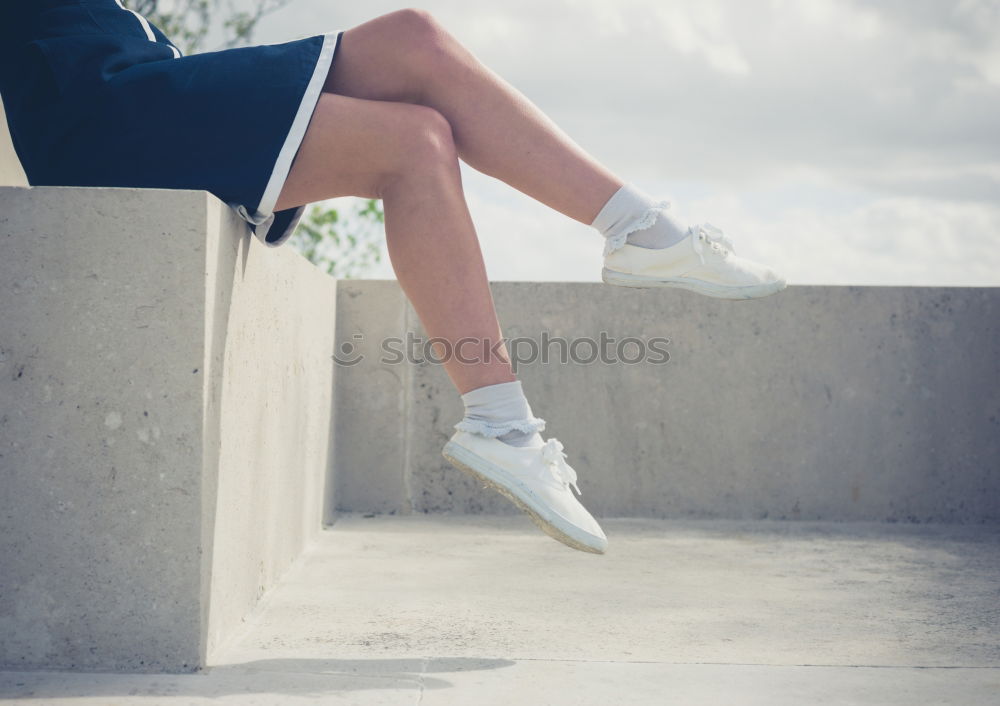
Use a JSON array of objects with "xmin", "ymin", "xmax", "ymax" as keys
[
  {"xmin": 335, "ymin": 280, "xmax": 1000, "ymax": 523},
  {"xmin": 0, "ymin": 186, "xmax": 338, "ymax": 672}
]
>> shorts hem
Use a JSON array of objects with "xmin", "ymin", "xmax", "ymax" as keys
[{"xmin": 237, "ymin": 29, "xmax": 343, "ymax": 248}]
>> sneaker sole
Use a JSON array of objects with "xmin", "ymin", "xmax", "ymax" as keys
[
  {"xmin": 602, "ymin": 268, "xmax": 787, "ymax": 299},
  {"xmin": 442, "ymin": 441, "xmax": 607, "ymax": 555}
]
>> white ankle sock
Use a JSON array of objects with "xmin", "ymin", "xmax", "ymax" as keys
[
  {"xmin": 591, "ymin": 182, "xmax": 689, "ymax": 256},
  {"xmin": 454, "ymin": 380, "xmax": 545, "ymax": 447}
]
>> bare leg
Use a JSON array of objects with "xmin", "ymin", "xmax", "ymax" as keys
[
  {"xmin": 273, "ymin": 9, "xmax": 628, "ymax": 394},
  {"xmin": 275, "ymin": 93, "xmax": 515, "ymax": 394},
  {"xmin": 319, "ymin": 9, "xmax": 625, "ymax": 225}
]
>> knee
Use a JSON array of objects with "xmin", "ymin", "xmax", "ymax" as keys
[
  {"xmin": 376, "ymin": 106, "xmax": 458, "ymax": 197},
  {"xmin": 382, "ymin": 8, "xmax": 454, "ymax": 63},
  {"xmin": 388, "ymin": 7, "xmax": 447, "ymax": 39},
  {"xmin": 402, "ymin": 106, "xmax": 458, "ymax": 168}
]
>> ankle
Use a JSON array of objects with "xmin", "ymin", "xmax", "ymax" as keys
[
  {"xmin": 454, "ymin": 380, "xmax": 546, "ymax": 447},
  {"xmin": 591, "ymin": 182, "xmax": 687, "ymax": 255}
]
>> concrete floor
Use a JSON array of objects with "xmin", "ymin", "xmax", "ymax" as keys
[{"xmin": 2, "ymin": 513, "xmax": 999, "ymax": 705}]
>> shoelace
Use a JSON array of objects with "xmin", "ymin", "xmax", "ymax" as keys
[
  {"xmin": 540, "ymin": 438, "xmax": 582, "ymax": 496},
  {"xmin": 689, "ymin": 223, "xmax": 736, "ymax": 264}
]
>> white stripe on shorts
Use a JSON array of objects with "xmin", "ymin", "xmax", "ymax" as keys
[{"xmin": 114, "ymin": 0, "xmax": 181, "ymax": 57}]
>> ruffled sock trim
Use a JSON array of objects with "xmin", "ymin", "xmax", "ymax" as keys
[
  {"xmin": 603, "ymin": 199, "xmax": 672, "ymax": 257},
  {"xmin": 454, "ymin": 416, "xmax": 547, "ymax": 438}
]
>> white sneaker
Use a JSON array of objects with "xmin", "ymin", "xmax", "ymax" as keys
[
  {"xmin": 442, "ymin": 431, "xmax": 608, "ymax": 554},
  {"xmin": 602, "ymin": 222, "xmax": 787, "ymax": 299}
]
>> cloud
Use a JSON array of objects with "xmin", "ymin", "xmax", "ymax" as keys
[
  {"xmin": 256, "ymin": 0, "xmax": 1000, "ymax": 285},
  {"xmin": 449, "ymin": 168, "xmax": 1000, "ymax": 287},
  {"xmin": 262, "ymin": 0, "xmax": 1000, "ymax": 184},
  {"xmin": 650, "ymin": 2, "xmax": 752, "ymax": 76},
  {"xmin": 682, "ymin": 190, "xmax": 1000, "ymax": 287}
]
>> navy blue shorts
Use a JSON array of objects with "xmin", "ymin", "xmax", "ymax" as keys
[{"xmin": 0, "ymin": 0, "xmax": 344, "ymax": 247}]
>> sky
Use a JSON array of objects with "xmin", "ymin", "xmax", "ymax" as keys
[{"xmin": 253, "ymin": 0, "xmax": 1000, "ymax": 285}]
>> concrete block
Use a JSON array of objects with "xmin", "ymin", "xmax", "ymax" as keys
[
  {"xmin": 0, "ymin": 186, "xmax": 338, "ymax": 672},
  {"xmin": 333, "ymin": 280, "xmax": 411, "ymax": 516},
  {"xmin": 334, "ymin": 280, "xmax": 1000, "ymax": 523}
]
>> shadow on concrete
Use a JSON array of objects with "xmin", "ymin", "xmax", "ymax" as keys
[{"xmin": 0, "ymin": 656, "xmax": 516, "ymax": 700}]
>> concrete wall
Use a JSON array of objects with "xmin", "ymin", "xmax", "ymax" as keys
[
  {"xmin": 0, "ymin": 100, "xmax": 29, "ymax": 186},
  {"xmin": 335, "ymin": 280, "xmax": 1000, "ymax": 524},
  {"xmin": 2, "ymin": 182, "xmax": 997, "ymax": 674},
  {"xmin": 0, "ymin": 186, "xmax": 338, "ymax": 672}
]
